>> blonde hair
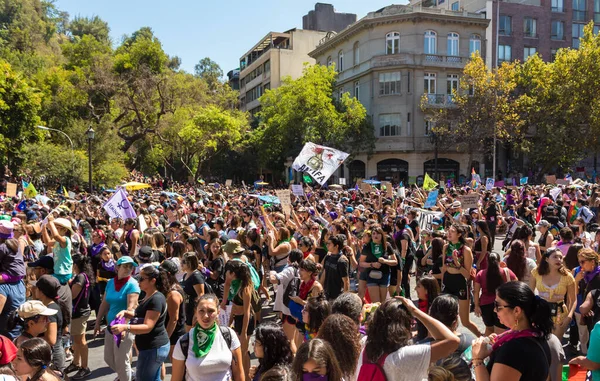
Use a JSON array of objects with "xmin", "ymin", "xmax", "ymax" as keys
[
  {"xmin": 578, "ymin": 248, "xmax": 599, "ymax": 267},
  {"xmin": 428, "ymin": 366, "xmax": 455, "ymax": 381}
]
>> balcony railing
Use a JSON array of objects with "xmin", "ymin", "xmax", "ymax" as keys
[
  {"xmin": 424, "ymin": 94, "xmax": 456, "ymax": 107},
  {"xmin": 423, "ymin": 54, "xmax": 466, "ymax": 66}
]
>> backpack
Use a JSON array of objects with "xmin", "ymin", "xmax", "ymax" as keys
[
  {"xmin": 283, "ymin": 267, "xmax": 301, "ymax": 308},
  {"xmin": 179, "ymin": 327, "xmax": 232, "ymax": 378},
  {"xmin": 231, "ymin": 258, "xmax": 260, "ymax": 290},
  {"xmin": 357, "ymin": 351, "xmax": 388, "ymax": 381}
]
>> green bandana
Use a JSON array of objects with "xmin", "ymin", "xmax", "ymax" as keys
[
  {"xmin": 371, "ymin": 242, "xmax": 384, "ymax": 259},
  {"xmin": 192, "ymin": 322, "xmax": 217, "ymax": 358}
]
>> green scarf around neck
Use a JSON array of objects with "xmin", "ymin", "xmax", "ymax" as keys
[
  {"xmin": 371, "ymin": 242, "xmax": 384, "ymax": 259},
  {"xmin": 192, "ymin": 322, "xmax": 217, "ymax": 358}
]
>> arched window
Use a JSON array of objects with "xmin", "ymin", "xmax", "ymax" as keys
[
  {"xmin": 338, "ymin": 50, "xmax": 344, "ymax": 71},
  {"xmin": 424, "ymin": 30, "xmax": 437, "ymax": 54},
  {"xmin": 447, "ymin": 32, "xmax": 459, "ymax": 56},
  {"xmin": 469, "ymin": 34, "xmax": 482, "ymax": 56},
  {"xmin": 327, "ymin": 56, "xmax": 332, "ymax": 67},
  {"xmin": 386, "ymin": 32, "xmax": 400, "ymax": 55},
  {"xmin": 353, "ymin": 41, "xmax": 360, "ymax": 66}
]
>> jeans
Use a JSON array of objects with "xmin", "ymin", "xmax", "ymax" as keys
[
  {"xmin": 0, "ymin": 281, "xmax": 26, "ymax": 340},
  {"xmin": 136, "ymin": 342, "xmax": 170, "ymax": 381}
]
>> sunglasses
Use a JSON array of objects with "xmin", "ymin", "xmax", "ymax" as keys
[{"xmin": 493, "ymin": 301, "xmax": 513, "ymax": 311}]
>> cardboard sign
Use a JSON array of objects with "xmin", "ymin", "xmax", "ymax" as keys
[
  {"xmin": 397, "ymin": 187, "xmax": 406, "ymax": 198},
  {"xmin": 225, "ymin": 179, "xmax": 233, "ymax": 187},
  {"xmin": 424, "ymin": 190, "xmax": 439, "ymax": 209},
  {"xmin": 138, "ymin": 214, "xmax": 148, "ymax": 233},
  {"xmin": 485, "ymin": 178, "xmax": 495, "ymax": 190},
  {"xmin": 359, "ymin": 182, "xmax": 373, "ymax": 193},
  {"xmin": 546, "ymin": 175, "xmax": 557, "ymax": 184},
  {"xmin": 461, "ymin": 194, "xmax": 480, "ymax": 209},
  {"xmin": 339, "ymin": 178, "xmax": 346, "ymax": 185},
  {"xmin": 291, "ymin": 184, "xmax": 304, "ymax": 197},
  {"xmin": 556, "ymin": 179, "xmax": 569, "ymax": 186},
  {"xmin": 275, "ymin": 190, "xmax": 292, "ymax": 216},
  {"xmin": 5, "ymin": 183, "xmax": 16, "ymax": 197}
]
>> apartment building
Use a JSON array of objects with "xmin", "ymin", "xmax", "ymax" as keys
[
  {"xmin": 238, "ymin": 29, "xmax": 328, "ymax": 115},
  {"xmin": 303, "ymin": 3, "xmax": 357, "ymax": 33},
  {"xmin": 410, "ymin": 0, "xmax": 600, "ymax": 66},
  {"xmin": 308, "ymin": 5, "xmax": 489, "ymax": 184}
]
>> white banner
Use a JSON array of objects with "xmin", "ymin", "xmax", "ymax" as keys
[
  {"xmin": 103, "ymin": 188, "xmax": 137, "ymax": 220},
  {"xmin": 405, "ymin": 207, "xmax": 443, "ymax": 232},
  {"xmin": 292, "ymin": 142, "xmax": 349, "ymax": 186},
  {"xmin": 291, "ymin": 184, "xmax": 304, "ymax": 197}
]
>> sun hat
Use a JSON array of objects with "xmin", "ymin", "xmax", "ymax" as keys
[
  {"xmin": 116, "ymin": 256, "xmax": 139, "ymax": 267},
  {"xmin": 222, "ymin": 239, "xmax": 245, "ymax": 255},
  {"xmin": 450, "ymin": 201, "xmax": 462, "ymax": 209},
  {"xmin": 18, "ymin": 300, "xmax": 58, "ymax": 319},
  {"xmin": 53, "ymin": 218, "xmax": 74, "ymax": 233},
  {"xmin": 0, "ymin": 221, "xmax": 14, "ymax": 239}
]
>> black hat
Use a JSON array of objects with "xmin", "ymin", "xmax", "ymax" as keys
[
  {"xmin": 159, "ymin": 259, "xmax": 178, "ymax": 275},
  {"xmin": 138, "ymin": 246, "xmax": 153, "ymax": 261},
  {"xmin": 35, "ymin": 275, "xmax": 60, "ymax": 299},
  {"xmin": 27, "ymin": 255, "xmax": 54, "ymax": 270}
]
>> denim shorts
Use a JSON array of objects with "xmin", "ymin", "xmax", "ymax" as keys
[{"xmin": 366, "ymin": 272, "xmax": 390, "ymax": 287}]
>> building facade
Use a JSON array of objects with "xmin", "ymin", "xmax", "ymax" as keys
[
  {"xmin": 238, "ymin": 29, "xmax": 328, "ymax": 116},
  {"xmin": 309, "ymin": 5, "xmax": 489, "ymax": 184},
  {"xmin": 303, "ymin": 3, "xmax": 357, "ymax": 33},
  {"xmin": 226, "ymin": 69, "xmax": 240, "ymax": 90},
  {"xmin": 410, "ymin": 0, "xmax": 600, "ymax": 66}
]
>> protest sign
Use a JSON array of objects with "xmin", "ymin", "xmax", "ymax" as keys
[
  {"xmin": 103, "ymin": 188, "xmax": 137, "ymax": 220},
  {"xmin": 381, "ymin": 181, "xmax": 393, "ymax": 198},
  {"xmin": 339, "ymin": 178, "xmax": 346, "ymax": 185},
  {"xmin": 291, "ymin": 184, "xmax": 304, "ymax": 197},
  {"xmin": 397, "ymin": 187, "xmax": 406, "ymax": 199},
  {"xmin": 461, "ymin": 194, "xmax": 479, "ymax": 209},
  {"xmin": 556, "ymin": 179, "xmax": 569, "ymax": 186},
  {"xmin": 546, "ymin": 175, "xmax": 557, "ymax": 184},
  {"xmin": 550, "ymin": 187, "xmax": 562, "ymax": 200},
  {"xmin": 360, "ymin": 182, "xmax": 373, "ymax": 193},
  {"xmin": 520, "ymin": 177, "xmax": 528, "ymax": 185},
  {"xmin": 485, "ymin": 178, "xmax": 495, "ymax": 190},
  {"xmin": 138, "ymin": 214, "xmax": 148, "ymax": 233},
  {"xmin": 68, "ymin": 191, "xmax": 76, "ymax": 199},
  {"xmin": 411, "ymin": 208, "xmax": 444, "ymax": 232},
  {"xmin": 275, "ymin": 190, "xmax": 292, "ymax": 216},
  {"xmin": 225, "ymin": 179, "xmax": 233, "ymax": 187},
  {"xmin": 5, "ymin": 183, "xmax": 16, "ymax": 197},
  {"xmin": 292, "ymin": 142, "xmax": 349, "ymax": 185},
  {"xmin": 424, "ymin": 190, "xmax": 439, "ymax": 209}
]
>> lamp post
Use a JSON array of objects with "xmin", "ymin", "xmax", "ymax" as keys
[
  {"xmin": 37, "ymin": 125, "xmax": 75, "ymax": 187},
  {"xmin": 86, "ymin": 126, "xmax": 95, "ymax": 193},
  {"xmin": 428, "ymin": 132, "xmax": 439, "ymax": 182}
]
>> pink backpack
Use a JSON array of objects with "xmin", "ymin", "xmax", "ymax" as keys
[{"xmin": 357, "ymin": 352, "xmax": 389, "ymax": 381}]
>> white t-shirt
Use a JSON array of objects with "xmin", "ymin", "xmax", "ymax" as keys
[
  {"xmin": 173, "ymin": 327, "xmax": 241, "ymax": 381},
  {"xmin": 273, "ymin": 266, "xmax": 297, "ymax": 316},
  {"xmin": 355, "ymin": 344, "xmax": 431, "ymax": 381}
]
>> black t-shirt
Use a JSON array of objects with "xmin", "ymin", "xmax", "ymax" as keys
[
  {"xmin": 361, "ymin": 242, "xmax": 395, "ymax": 276},
  {"xmin": 133, "ymin": 292, "xmax": 169, "ymax": 350},
  {"xmin": 486, "ymin": 337, "xmax": 550, "ymax": 381},
  {"xmin": 322, "ymin": 253, "xmax": 349, "ymax": 300},
  {"xmin": 409, "ymin": 220, "xmax": 419, "ymax": 239},
  {"xmin": 71, "ymin": 273, "xmax": 91, "ymax": 319},
  {"xmin": 182, "ymin": 270, "xmax": 205, "ymax": 324},
  {"xmin": 485, "ymin": 204, "xmax": 498, "ymax": 223},
  {"xmin": 47, "ymin": 302, "xmax": 63, "ymax": 353}
]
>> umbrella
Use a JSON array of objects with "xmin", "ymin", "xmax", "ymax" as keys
[
  {"xmin": 248, "ymin": 194, "xmax": 280, "ymax": 204},
  {"xmin": 121, "ymin": 182, "xmax": 151, "ymax": 191},
  {"xmin": 329, "ymin": 184, "xmax": 343, "ymax": 190},
  {"xmin": 35, "ymin": 195, "xmax": 50, "ymax": 205},
  {"xmin": 164, "ymin": 192, "xmax": 181, "ymax": 197},
  {"xmin": 255, "ymin": 181, "xmax": 269, "ymax": 186},
  {"xmin": 363, "ymin": 179, "xmax": 381, "ymax": 185}
]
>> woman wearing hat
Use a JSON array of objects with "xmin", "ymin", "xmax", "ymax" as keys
[
  {"xmin": 34, "ymin": 275, "xmax": 70, "ymax": 373},
  {"xmin": 93, "ymin": 256, "xmax": 140, "ymax": 381},
  {"xmin": 12, "ymin": 300, "xmax": 57, "ymax": 347},
  {"xmin": 41, "ymin": 215, "xmax": 73, "ymax": 285}
]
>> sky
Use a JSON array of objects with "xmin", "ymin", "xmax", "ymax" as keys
[{"xmin": 55, "ymin": 0, "xmax": 401, "ymax": 74}]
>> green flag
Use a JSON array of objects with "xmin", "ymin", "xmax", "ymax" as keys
[{"xmin": 303, "ymin": 173, "xmax": 313, "ymax": 184}]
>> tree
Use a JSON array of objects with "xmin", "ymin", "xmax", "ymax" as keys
[
  {"xmin": 422, "ymin": 55, "xmax": 527, "ymax": 173},
  {"xmin": 0, "ymin": 59, "xmax": 42, "ymax": 175},
  {"xmin": 253, "ymin": 63, "xmax": 375, "ymax": 173},
  {"xmin": 68, "ymin": 15, "xmax": 110, "ymax": 45},
  {"xmin": 194, "ymin": 57, "xmax": 223, "ymax": 89}
]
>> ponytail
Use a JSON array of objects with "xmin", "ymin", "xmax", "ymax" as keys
[
  {"xmin": 530, "ymin": 295, "xmax": 554, "ymax": 338},
  {"xmin": 496, "ymin": 282, "xmax": 554, "ymax": 338}
]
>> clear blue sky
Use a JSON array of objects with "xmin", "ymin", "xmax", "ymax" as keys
[{"xmin": 55, "ymin": 0, "xmax": 401, "ymax": 74}]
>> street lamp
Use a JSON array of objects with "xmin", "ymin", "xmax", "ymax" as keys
[
  {"xmin": 36, "ymin": 126, "xmax": 74, "ymax": 149},
  {"xmin": 86, "ymin": 126, "xmax": 95, "ymax": 193},
  {"xmin": 428, "ymin": 132, "xmax": 439, "ymax": 182}
]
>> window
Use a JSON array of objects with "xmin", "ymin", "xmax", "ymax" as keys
[
  {"xmin": 447, "ymin": 74, "xmax": 459, "ymax": 95},
  {"xmin": 424, "ymin": 31, "xmax": 437, "ymax": 54},
  {"xmin": 447, "ymin": 33, "xmax": 459, "ymax": 56},
  {"xmin": 469, "ymin": 34, "xmax": 482, "ymax": 56},
  {"xmin": 407, "ymin": 72, "xmax": 411, "ymax": 93},
  {"xmin": 338, "ymin": 88, "xmax": 344, "ymax": 100},
  {"xmin": 379, "ymin": 114, "xmax": 401, "ymax": 137},
  {"xmin": 498, "ymin": 45, "xmax": 511, "ymax": 62},
  {"xmin": 424, "ymin": 72, "xmax": 436, "ymax": 94},
  {"xmin": 240, "ymin": 77, "xmax": 246, "ymax": 88},
  {"xmin": 354, "ymin": 80, "xmax": 360, "ymax": 100},
  {"xmin": 551, "ymin": 21, "xmax": 564, "ymax": 40},
  {"xmin": 552, "ymin": 0, "xmax": 564, "ymax": 12},
  {"xmin": 264, "ymin": 60, "xmax": 270, "ymax": 73},
  {"xmin": 573, "ymin": 0, "xmax": 586, "ymax": 21},
  {"xmin": 379, "ymin": 72, "xmax": 401, "ymax": 95},
  {"xmin": 595, "ymin": 25, "xmax": 600, "ymax": 34},
  {"xmin": 386, "ymin": 32, "xmax": 400, "ymax": 55},
  {"xmin": 264, "ymin": 83, "xmax": 270, "ymax": 91},
  {"xmin": 524, "ymin": 47, "xmax": 537, "ymax": 60},
  {"xmin": 327, "ymin": 56, "xmax": 332, "ymax": 67},
  {"xmin": 353, "ymin": 41, "xmax": 360, "ymax": 66},
  {"xmin": 452, "ymin": 1, "xmax": 460, "ymax": 10},
  {"xmin": 551, "ymin": 49, "xmax": 558, "ymax": 62},
  {"xmin": 524, "ymin": 18, "xmax": 537, "ymax": 37},
  {"xmin": 425, "ymin": 120, "xmax": 435, "ymax": 136},
  {"xmin": 338, "ymin": 50, "xmax": 344, "ymax": 72},
  {"xmin": 573, "ymin": 23, "xmax": 585, "ymax": 48},
  {"xmin": 595, "ymin": 0, "xmax": 600, "ymax": 22},
  {"xmin": 499, "ymin": 15, "xmax": 512, "ymax": 36}
]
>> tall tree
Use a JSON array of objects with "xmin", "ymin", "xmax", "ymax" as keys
[
  {"xmin": 194, "ymin": 57, "xmax": 223, "ymax": 89},
  {"xmin": 68, "ymin": 15, "xmax": 110, "ymax": 45}
]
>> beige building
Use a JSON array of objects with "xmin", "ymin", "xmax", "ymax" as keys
[
  {"xmin": 238, "ymin": 29, "xmax": 328, "ymax": 116},
  {"xmin": 309, "ymin": 5, "xmax": 490, "ymax": 184}
]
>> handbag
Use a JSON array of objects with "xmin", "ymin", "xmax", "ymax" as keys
[{"xmin": 369, "ymin": 270, "xmax": 383, "ymax": 280}]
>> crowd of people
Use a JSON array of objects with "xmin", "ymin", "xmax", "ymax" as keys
[{"xmin": 0, "ymin": 178, "xmax": 599, "ymax": 381}]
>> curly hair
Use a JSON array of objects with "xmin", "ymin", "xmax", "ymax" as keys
[
  {"xmin": 317, "ymin": 314, "xmax": 361, "ymax": 380},
  {"xmin": 254, "ymin": 322, "xmax": 293, "ymax": 374},
  {"xmin": 364, "ymin": 298, "xmax": 412, "ymax": 362}
]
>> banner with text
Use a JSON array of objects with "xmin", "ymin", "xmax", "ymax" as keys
[{"xmin": 292, "ymin": 142, "xmax": 349, "ymax": 186}]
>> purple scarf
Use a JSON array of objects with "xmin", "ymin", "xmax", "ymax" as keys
[
  {"xmin": 110, "ymin": 316, "xmax": 126, "ymax": 347},
  {"xmin": 584, "ymin": 266, "xmax": 600, "ymax": 284},
  {"xmin": 90, "ymin": 243, "xmax": 106, "ymax": 257}
]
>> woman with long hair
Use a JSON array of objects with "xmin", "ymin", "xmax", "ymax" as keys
[
  {"xmin": 186, "ymin": 237, "xmax": 204, "ymax": 262},
  {"xmin": 110, "ymin": 266, "xmax": 171, "ymax": 381},
  {"xmin": 472, "ymin": 281, "xmax": 553, "ymax": 381},
  {"xmin": 250, "ymin": 322, "xmax": 293, "ymax": 381},
  {"xmin": 474, "ymin": 252, "xmax": 517, "ymax": 336},
  {"xmin": 170, "ymin": 241, "xmax": 187, "ymax": 282},
  {"xmin": 503, "ymin": 240, "xmax": 537, "ymax": 283},
  {"xmin": 415, "ymin": 276, "xmax": 441, "ymax": 341},
  {"xmin": 181, "ymin": 252, "xmax": 206, "ymax": 332},
  {"xmin": 425, "ymin": 294, "xmax": 476, "ymax": 356},
  {"xmin": 317, "ymin": 314, "xmax": 361, "ymax": 380},
  {"xmin": 292, "ymin": 339, "xmax": 343, "ymax": 381},
  {"xmin": 228, "ymin": 260, "xmax": 255, "ymax": 377},
  {"xmin": 301, "ymin": 297, "xmax": 330, "ymax": 343},
  {"xmin": 394, "ymin": 218, "xmax": 414, "ymax": 298},
  {"xmin": 473, "ymin": 221, "xmax": 492, "ymax": 270},
  {"xmin": 442, "ymin": 224, "xmax": 481, "ymax": 336},
  {"xmin": 158, "ymin": 260, "xmax": 185, "ymax": 376},
  {"xmin": 359, "ymin": 297, "xmax": 459, "ymax": 381},
  {"xmin": 359, "ymin": 226, "xmax": 397, "ymax": 303},
  {"xmin": 266, "ymin": 226, "xmax": 292, "ymax": 274},
  {"xmin": 424, "ymin": 236, "xmax": 445, "ymax": 287},
  {"xmin": 205, "ymin": 238, "xmax": 226, "ymax": 300},
  {"xmin": 514, "ymin": 225, "xmax": 542, "ymax": 263},
  {"xmin": 66, "ymin": 254, "xmax": 95, "ymax": 379},
  {"xmin": 529, "ymin": 247, "xmax": 576, "ymax": 340},
  {"xmin": 12, "ymin": 338, "xmax": 61, "ymax": 381}
]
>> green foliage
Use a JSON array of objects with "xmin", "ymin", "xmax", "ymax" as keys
[
  {"xmin": 21, "ymin": 140, "xmax": 85, "ymax": 184},
  {"xmin": 254, "ymin": 63, "xmax": 375, "ymax": 171},
  {"xmin": 194, "ymin": 57, "xmax": 223, "ymax": 89},
  {"xmin": 68, "ymin": 15, "xmax": 110, "ymax": 45}
]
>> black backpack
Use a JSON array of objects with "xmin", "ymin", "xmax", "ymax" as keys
[
  {"xmin": 179, "ymin": 326, "xmax": 232, "ymax": 377},
  {"xmin": 283, "ymin": 267, "xmax": 301, "ymax": 308}
]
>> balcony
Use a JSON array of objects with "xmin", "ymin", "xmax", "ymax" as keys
[
  {"xmin": 423, "ymin": 94, "xmax": 456, "ymax": 108},
  {"xmin": 422, "ymin": 54, "xmax": 466, "ymax": 67},
  {"xmin": 372, "ymin": 53, "xmax": 416, "ymax": 67}
]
